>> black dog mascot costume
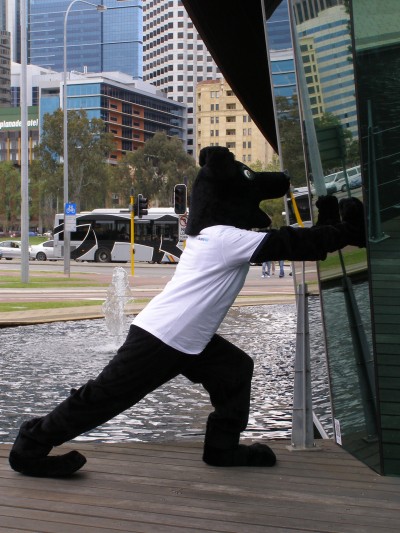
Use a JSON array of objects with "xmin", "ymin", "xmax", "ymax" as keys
[{"xmin": 9, "ymin": 146, "xmax": 365, "ymax": 477}]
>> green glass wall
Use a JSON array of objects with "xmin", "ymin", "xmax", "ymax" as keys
[
  {"xmin": 287, "ymin": 0, "xmax": 378, "ymax": 471},
  {"xmin": 352, "ymin": 0, "xmax": 400, "ymax": 475},
  {"xmin": 265, "ymin": 0, "xmax": 400, "ymax": 474},
  {"xmin": 270, "ymin": 0, "xmax": 400, "ymax": 475}
]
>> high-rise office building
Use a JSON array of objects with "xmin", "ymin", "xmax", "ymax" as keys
[
  {"xmin": 266, "ymin": 0, "xmax": 297, "ymax": 99},
  {"xmin": 142, "ymin": 0, "xmax": 221, "ymax": 156},
  {"xmin": 296, "ymin": 3, "xmax": 358, "ymax": 138},
  {"xmin": 25, "ymin": 0, "xmax": 143, "ymax": 78},
  {"xmin": 0, "ymin": 1, "xmax": 11, "ymax": 106},
  {"xmin": 4, "ymin": 0, "xmax": 19, "ymax": 63},
  {"xmin": 196, "ymin": 79, "xmax": 274, "ymax": 166}
]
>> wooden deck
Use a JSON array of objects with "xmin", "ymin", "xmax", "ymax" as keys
[{"xmin": 1, "ymin": 439, "xmax": 400, "ymax": 532}]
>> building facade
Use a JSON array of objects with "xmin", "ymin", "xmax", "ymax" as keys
[
  {"xmin": 266, "ymin": 1, "xmax": 297, "ymax": 99},
  {"xmin": 0, "ymin": 29, "xmax": 11, "ymax": 107},
  {"xmin": 2, "ymin": 67, "xmax": 186, "ymax": 164},
  {"xmin": 0, "ymin": 2, "xmax": 12, "ymax": 107},
  {"xmin": 26, "ymin": 0, "xmax": 143, "ymax": 78},
  {"xmin": 296, "ymin": 3, "xmax": 358, "ymax": 138},
  {"xmin": 142, "ymin": 0, "xmax": 221, "ymax": 156},
  {"xmin": 196, "ymin": 79, "xmax": 275, "ymax": 167}
]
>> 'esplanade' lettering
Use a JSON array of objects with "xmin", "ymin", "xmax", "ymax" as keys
[{"xmin": 0, "ymin": 119, "xmax": 39, "ymax": 130}]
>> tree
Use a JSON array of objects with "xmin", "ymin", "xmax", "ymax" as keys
[
  {"xmin": 32, "ymin": 109, "xmax": 115, "ymax": 213},
  {"xmin": 314, "ymin": 112, "xmax": 360, "ymax": 172},
  {"xmin": 111, "ymin": 132, "xmax": 197, "ymax": 207},
  {"xmin": 275, "ymin": 95, "xmax": 307, "ymax": 187},
  {"xmin": 0, "ymin": 162, "xmax": 21, "ymax": 233}
]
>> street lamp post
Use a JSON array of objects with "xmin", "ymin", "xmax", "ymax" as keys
[
  {"xmin": 20, "ymin": 0, "xmax": 29, "ymax": 283},
  {"xmin": 63, "ymin": 0, "xmax": 106, "ymax": 276}
]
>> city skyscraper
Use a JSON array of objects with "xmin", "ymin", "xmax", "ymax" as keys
[
  {"xmin": 142, "ymin": 0, "xmax": 221, "ymax": 155},
  {"xmin": 266, "ymin": 0, "xmax": 297, "ymax": 99},
  {"xmin": 26, "ymin": 0, "xmax": 143, "ymax": 78},
  {"xmin": 0, "ymin": 0, "xmax": 11, "ymax": 106}
]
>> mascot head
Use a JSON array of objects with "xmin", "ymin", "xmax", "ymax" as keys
[{"xmin": 186, "ymin": 146, "xmax": 290, "ymax": 235}]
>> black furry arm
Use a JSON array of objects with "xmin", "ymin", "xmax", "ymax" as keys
[
  {"xmin": 250, "ymin": 223, "xmax": 361, "ymax": 263},
  {"xmin": 250, "ymin": 196, "xmax": 366, "ymax": 263}
]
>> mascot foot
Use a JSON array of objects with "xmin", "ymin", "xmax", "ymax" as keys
[
  {"xmin": 9, "ymin": 418, "xmax": 86, "ymax": 477},
  {"xmin": 203, "ymin": 443, "xmax": 276, "ymax": 467},
  {"xmin": 9, "ymin": 449, "xmax": 87, "ymax": 477}
]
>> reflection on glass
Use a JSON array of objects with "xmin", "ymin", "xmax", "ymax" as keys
[
  {"xmin": 267, "ymin": 0, "xmax": 379, "ymax": 471},
  {"xmin": 352, "ymin": 0, "xmax": 400, "ymax": 476}
]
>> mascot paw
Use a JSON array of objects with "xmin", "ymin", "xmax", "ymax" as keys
[
  {"xmin": 203, "ymin": 443, "xmax": 276, "ymax": 467},
  {"xmin": 9, "ymin": 450, "xmax": 86, "ymax": 477},
  {"xmin": 339, "ymin": 197, "xmax": 366, "ymax": 247},
  {"xmin": 316, "ymin": 195, "xmax": 341, "ymax": 226}
]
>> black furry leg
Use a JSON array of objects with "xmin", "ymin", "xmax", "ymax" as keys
[
  {"xmin": 9, "ymin": 418, "xmax": 86, "ymax": 478},
  {"xmin": 9, "ymin": 326, "xmax": 186, "ymax": 478}
]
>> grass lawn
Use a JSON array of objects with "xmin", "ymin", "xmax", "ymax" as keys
[
  {"xmin": 0, "ymin": 300, "xmax": 105, "ymax": 312},
  {"xmin": 319, "ymin": 248, "xmax": 367, "ymax": 271},
  {"xmin": 0, "ymin": 275, "xmax": 109, "ymax": 289}
]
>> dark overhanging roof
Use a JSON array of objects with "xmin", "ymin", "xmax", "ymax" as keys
[{"xmin": 181, "ymin": 0, "xmax": 282, "ymax": 153}]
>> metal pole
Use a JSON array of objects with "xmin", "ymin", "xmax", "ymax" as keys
[
  {"xmin": 130, "ymin": 188, "xmax": 135, "ymax": 276},
  {"xmin": 63, "ymin": 1, "xmax": 106, "ymax": 277},
  {"xmin": 63, "ymin": 4, "xmax": 70, "ymax": 277},
  {"xmin": 20, "ymin": 0, "xmax": 29, "ymax": 283},
  {"xmin": 291, "ymin": 280, "xmax": 314, "ymax": 449}
]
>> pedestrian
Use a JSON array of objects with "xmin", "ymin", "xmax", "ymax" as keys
[
  {"xmin": 261, "ymin": 260, "xmax": 275, "ymax": 278},
  {"xmin": 279, "ymin": 260, "xmax": 285, "ymax": 278}
]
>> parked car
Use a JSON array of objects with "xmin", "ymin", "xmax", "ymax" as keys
[
  {"xmin": 348, "ymin": 167, "xmax": 362, "ymax": 189},
  {"xmin": 317, "ymin": 165, "xmax": 362, "ymax": 195},
  {"xmin": 29, "ymin": 240, "xmax": 58, "ymax": 261},
  {"xmin": 0, "ymin": 240, "xmax": 24, "ymax": 259},
  {"xmin": 323, "ymin": 171, "xmax": 346, "ymax": 194}
]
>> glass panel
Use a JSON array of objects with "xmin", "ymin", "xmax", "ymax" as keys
[
  {"xmin": 266, "ymin": 1, "xmax": 379, "ymax": 470},
  {"xmin": 352, "ymin": 0, "xmax": 400, "ymax": 475}
]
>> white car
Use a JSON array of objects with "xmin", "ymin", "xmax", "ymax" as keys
[
  {"xmin": 29, "ymin": 240, "xmax": 58, "ymax": 261},
  {"xmin": 312, "ymin": 165, "xmax": 362, "ymax": 195},
  {"xmin": 0, "ymin": 240, "xmax": 24, "ymax": 259}
]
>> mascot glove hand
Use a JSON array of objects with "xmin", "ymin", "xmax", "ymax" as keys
[
  {"xmin": 316, "ymin": 195, "xmax": 341, "ymax": 226},
  {"xmin": 338, "ymin": 197, "xmax": 366, "ymax": 248}
]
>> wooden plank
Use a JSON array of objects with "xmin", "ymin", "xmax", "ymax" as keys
[{"xmin": 1, "ymin": 440, "xmax": 400, "ymax": 533}]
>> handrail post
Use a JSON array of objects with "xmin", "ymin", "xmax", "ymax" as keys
[{"xmin": 291, "ymin": 279, "xmax": 315, "ymax": 449}]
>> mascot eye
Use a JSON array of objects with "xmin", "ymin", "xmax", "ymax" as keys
[{"xmin": 242, "ymin": 166, "xmax": 255, "ymax": 180}]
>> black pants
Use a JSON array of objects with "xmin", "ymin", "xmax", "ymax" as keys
[{"xmin": 23, "ymin": 325, "xmax": 254, "ymax": 451}]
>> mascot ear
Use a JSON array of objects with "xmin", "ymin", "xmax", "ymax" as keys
[
  {"xmin": 199, "ymin": 146, "xmax": 234, "ymax": 167},
  {"xmin": 198, "ymin": 146, "xmax": 236, "ymax": 180}
]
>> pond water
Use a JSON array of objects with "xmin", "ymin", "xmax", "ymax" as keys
[{"xmin": 1, "ymin": 300, "xmax": 331, "ymax": 445}]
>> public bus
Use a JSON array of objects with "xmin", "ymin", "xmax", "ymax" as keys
[{"xmin": 53, "ymin": 208, "xmax": 184, "ymax": 263}]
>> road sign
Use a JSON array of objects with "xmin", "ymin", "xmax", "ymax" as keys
[
  {"xmin": 65, "ymin": 202, "xmax": 77, "ymax": 215},
  {"xmin": 64, "ymin": 202, "xmax": 77, "ymax": 231},
  {"xmin": 179, "ymin": 214, "xmax": 187, "ymax": 242}
]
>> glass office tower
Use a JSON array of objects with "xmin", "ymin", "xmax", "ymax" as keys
[{"xmin": 27, "ymin": 0, "xmax": 143, "ymax": 78}]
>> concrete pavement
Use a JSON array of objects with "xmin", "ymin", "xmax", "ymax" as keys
[{"xmin": 0, "ymin": 264, "xmax": 299, "ymax": 327}]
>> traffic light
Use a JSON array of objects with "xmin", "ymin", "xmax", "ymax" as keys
[
  {"xmin": 137, "ymin": 193, "xmax": 148, "ymax": 218},
  {"xmin": 174, "ymin": 184, "xmax": 187, "ymax": 215}
]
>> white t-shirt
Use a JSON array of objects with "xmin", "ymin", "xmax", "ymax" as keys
[{"xmin": 133, "ymin": 225, "xmax": 266, "ymax": 354}]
